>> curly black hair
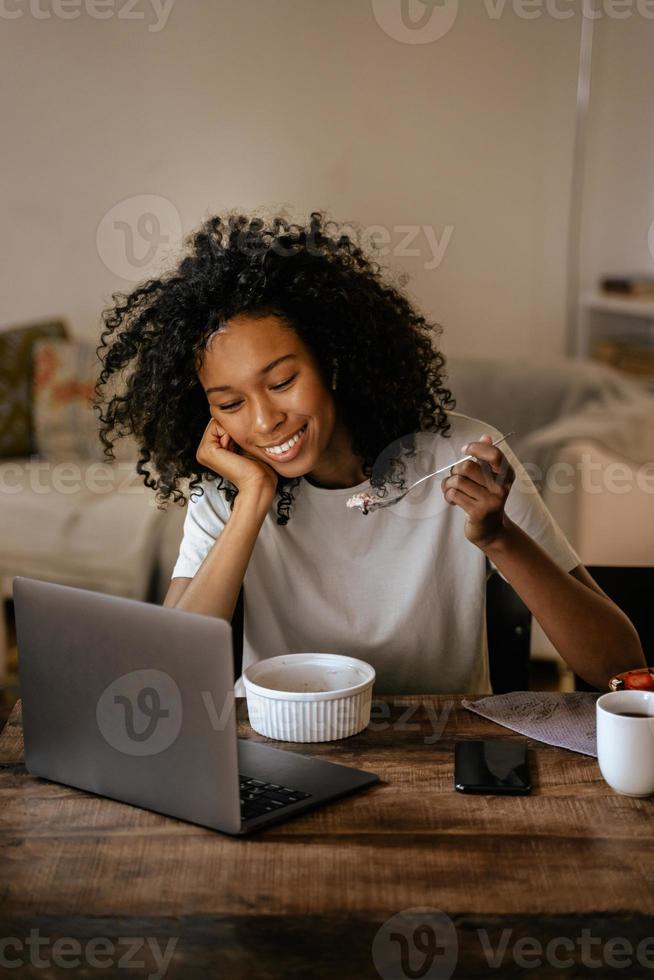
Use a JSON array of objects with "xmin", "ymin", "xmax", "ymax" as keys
[{"xmin": 94, "ymin": 209, "xmax": 455, "ymax": 524}]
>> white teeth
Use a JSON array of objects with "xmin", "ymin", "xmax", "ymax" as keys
[{"xmin": 263, "ymin": 424, "xmax": 306, "ymax": 456}]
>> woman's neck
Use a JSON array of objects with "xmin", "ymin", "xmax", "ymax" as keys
[
  {"xmin": 303, "ymin": 458, "xmax": 367, "ymax": 490},
  {"xmin": 303, "ymin": 417, "xmax": 367, "ymax": 489}
]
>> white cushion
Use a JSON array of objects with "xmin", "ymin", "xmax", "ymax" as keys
[
  {"xmin": 0, "ymin": 458, "xmax": 164, "ymax": 599},
  {"xmin": 541, "ymin": 439, "xmax": 654, "ymax": 567}
]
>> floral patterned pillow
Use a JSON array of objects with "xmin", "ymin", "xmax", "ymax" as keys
[
  {"xmin": 32, "ymin": 339, "xmax": 139, "ymax": 462},
  {"xmin": 0, "ymin": 319, "xmax": 68, "ymax": 458}
]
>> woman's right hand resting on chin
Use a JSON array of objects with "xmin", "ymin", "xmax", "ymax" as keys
[
  {"xmin": 164, "ymin": 419, "xmax": 277, "ymax": 613},
  {"xmin": 196, "ymin": 418, "xmax": 278, "ymax": 506}
]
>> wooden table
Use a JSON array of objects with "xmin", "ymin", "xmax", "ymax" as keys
[{"xmin": 1, "ymin": 696, "xmax": 653, "ymax": 978}]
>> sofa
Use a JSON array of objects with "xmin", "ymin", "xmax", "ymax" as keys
[{"xmin": 0, "ymin": 320, "xmax": 185, "ymax": 674}]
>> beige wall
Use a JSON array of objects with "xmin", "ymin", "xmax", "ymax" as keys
[
  {"xmin": 0, "ymin": 1, "xmax": 592, "ymax": 359},
  {"xmin": 579, "ymin": 12, "xmax": 654, "ymax": 293}
]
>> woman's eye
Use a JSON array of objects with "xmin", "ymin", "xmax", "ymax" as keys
[
  {"xmin": 271, "ymin": 374, "xmax": 297, "ymax": 391},
  {"xmin": 216, "ymin": 376, "xmax": 296, "ymax": 412}
]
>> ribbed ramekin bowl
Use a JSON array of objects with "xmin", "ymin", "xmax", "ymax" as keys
[{"xmin": 242, "ymin": 653, "xmax": 375, "ymax": 743}]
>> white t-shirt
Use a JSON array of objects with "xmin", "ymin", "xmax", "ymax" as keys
[{"xmin": 172, "ymin": 413, "xmax": 580, "ymax": 695}]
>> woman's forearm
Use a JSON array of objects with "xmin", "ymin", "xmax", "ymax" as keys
[
  {"xmin": 167, "ymin": 487, "xmax": 271, "ymax": 622},
  {"xmin": 483, "ymin": 517, "xmax": 646, "ymax": 690}
]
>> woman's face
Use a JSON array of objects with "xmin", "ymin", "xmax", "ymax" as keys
[{"xmin": 198, "ymin": 314, "xmax": 365, "ymax": 488}]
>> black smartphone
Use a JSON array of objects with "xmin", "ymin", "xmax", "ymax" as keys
[{"xmin": 454, "ymin": 739, "xmax": 531, "ymax": 795}]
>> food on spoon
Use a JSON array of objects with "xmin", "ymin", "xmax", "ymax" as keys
[{"xmin": 346, "ymin": 491, "xmax": 378, "ymax": 514}]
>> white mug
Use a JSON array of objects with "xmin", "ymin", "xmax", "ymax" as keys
[{"xmin": 596, "ymin": 691, "xmax": 654, "ymax": 797}]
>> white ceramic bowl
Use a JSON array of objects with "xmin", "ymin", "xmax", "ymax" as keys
[{"xmin": 242, "ymin": 653, "xmax": 376, "ymax": 743}]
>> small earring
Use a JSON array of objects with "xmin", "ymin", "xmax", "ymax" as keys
[{"xmin": 331, "ymin": 358, "xmax": 338, "ymax": 391}]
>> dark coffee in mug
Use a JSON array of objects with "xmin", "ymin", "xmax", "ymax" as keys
[{"xmin": 597, "ymin": 691, "xmax": 654, "ymax": 796}]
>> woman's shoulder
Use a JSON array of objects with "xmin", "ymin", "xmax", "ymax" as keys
[
  {"xmin": 447, "ymin": 411, "xmax": 503, "ymax": 439},
  {"xmin": 186, "ymin": 475, "xmax": 234, "ymax": 523},
  {"xmin": 421, "ymin": 412, "xmax": 504, "ymax": 448}
]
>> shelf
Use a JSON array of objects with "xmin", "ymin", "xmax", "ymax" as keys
[
  {"xmin": 577, "ymin": 291, "xmax": 654, "ymax": 365},
  {"xmin": 591, "ymin": 338, "xmax": 654, "ymax": 385},
  {"xmin": 580, "ymin": 291, "xmax": 654, "ymax": 318}
]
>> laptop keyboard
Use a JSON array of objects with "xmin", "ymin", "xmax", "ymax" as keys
[{"xmin": 240, "ymin": 775, "xmax": 312, "ymax": 822}]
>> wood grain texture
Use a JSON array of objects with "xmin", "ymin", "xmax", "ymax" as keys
[{"xmin": 2, "ymin": 697, "xmax": 653, "ymax": 978}]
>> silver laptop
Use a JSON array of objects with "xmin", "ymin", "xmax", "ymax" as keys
[{"xmin": 13, "ymin": 577, "xmax": 378, "ymax": 835}]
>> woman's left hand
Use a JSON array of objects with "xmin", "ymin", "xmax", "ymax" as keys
[{"xmin": 441, "ymin": 434, "xmax": 515, "ymax": 551}]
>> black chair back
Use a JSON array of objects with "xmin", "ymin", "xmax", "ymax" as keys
[
  {"xmin": 486, "ymin": 571, "xmax": 531, "ymax": 694},
  {"xmin": 574, "ymin": 566, "xmax": 653, "ymax": 691},
  {"xmin": 231, "ymin": 586, "xmax": 245, "ymax": 682}
]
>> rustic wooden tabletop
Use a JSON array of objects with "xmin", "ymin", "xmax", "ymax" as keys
[{"xmin": 1, "ymin": 695, "xmax": 653, "ymax": 978}]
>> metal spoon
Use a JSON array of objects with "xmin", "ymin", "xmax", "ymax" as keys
[{"xmin": 346, "ymin": 432, "xmax": 515, "ymax": 514}]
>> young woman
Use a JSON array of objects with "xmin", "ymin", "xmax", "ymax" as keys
[{"xmin": 95, "ymin": 210, "xmax": 644, "ymax": 694}]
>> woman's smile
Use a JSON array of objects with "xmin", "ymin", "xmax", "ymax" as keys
[{"xmin": 259, "ymin": 422, "xmax": 308, "ymax": 461}]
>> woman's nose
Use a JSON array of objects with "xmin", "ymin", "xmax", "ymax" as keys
[{"xmin": 252, "ymin": 398, "xmax": 285, "ymax": 436}]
